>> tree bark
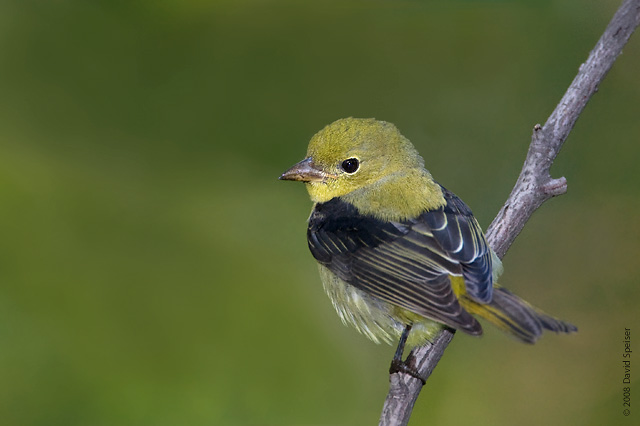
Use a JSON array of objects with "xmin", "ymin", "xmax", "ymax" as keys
[{"xmin": 379, "ymin": 1, "xmax": 640, "ymax": 424}]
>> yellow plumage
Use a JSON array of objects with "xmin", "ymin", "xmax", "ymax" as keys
[{"xmin": 305, "ymin": 118, "xmax": 445, "ymax": 220}]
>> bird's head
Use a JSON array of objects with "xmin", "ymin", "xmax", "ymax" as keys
[
  {"xmin": 280, "ymin": 117, "xmax": 444, "ymax": 220},
  {"xmin": 280, "ymin": 118, "xmax": 424, "ymax": 200}
]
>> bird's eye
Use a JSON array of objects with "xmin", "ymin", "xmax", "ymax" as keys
[{"xmin": 341, "ymin": 158, "xmax": 359, "ymax": 174}]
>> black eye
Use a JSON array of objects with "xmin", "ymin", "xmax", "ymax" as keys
[{"xmin": 341, "ymin": 158, "xmax": 359, "ymax": 174}]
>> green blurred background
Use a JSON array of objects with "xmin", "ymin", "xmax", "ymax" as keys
[{"xmin": 0, "ymin": 0, "xmax": 638, "ymax": 425}]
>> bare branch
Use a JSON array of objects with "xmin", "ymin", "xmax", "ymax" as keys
[
  {"xmin": 487, "ymin": 0, "xmax": 640, "ymax": 257},
  {"xmin": 379, "ymin": 0, "xmax": 640, "ymax": 424}
]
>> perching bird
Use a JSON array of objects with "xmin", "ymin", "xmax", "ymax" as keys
[{"xmin": 280, "ymin": 117, "xmax": 576, "ymax": 364}]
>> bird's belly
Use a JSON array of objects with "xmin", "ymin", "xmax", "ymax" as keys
[{"xmin": 318, "ymin": 265, "xmax": 443, "ymax": 348}]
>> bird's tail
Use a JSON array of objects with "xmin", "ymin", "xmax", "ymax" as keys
[{"xmin": 458, "ymin": 286, "xmax": 577, "ymax": 344}]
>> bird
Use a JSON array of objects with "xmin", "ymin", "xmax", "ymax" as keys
[{"xmin": 280, "ymin": 117, "xmax": 576, "ymax": 370}]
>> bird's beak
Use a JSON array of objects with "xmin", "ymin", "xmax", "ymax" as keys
[{"xmin": 279, "ymin": 157, "xmax": 334, "ymax": 182}]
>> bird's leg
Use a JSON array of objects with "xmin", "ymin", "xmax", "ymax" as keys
[
  {"xmin": 393, "ymin": 323, "xmax": 412, "ymax": 363},
  {"xmin": 389, "ymin": 324, "xmax": 425, "ymax": 384}
]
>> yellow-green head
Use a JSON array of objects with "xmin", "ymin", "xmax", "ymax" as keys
[{"xmin": 280, "ymin": 117, "xmax": 445, "ymax": 221}]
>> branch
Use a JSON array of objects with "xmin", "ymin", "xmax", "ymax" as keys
[
  {"xmin": 379, "ymin": 1, "xmax": 640, "ymax": 424},
  {"xmin": 487, "ymin": 0, "xmax": 640, "ymax": 258}
]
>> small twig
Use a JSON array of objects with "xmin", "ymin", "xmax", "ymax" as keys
[{"xmin": 379, "ymin": 1, "xmax": 640, "ymax": 424}]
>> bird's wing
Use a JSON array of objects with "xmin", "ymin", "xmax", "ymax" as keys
[
  {"xmin": 423, "ymin": 185, "xmax": 493, "ymax": 303},
  {"xmin": 307, "ymin": 188, "xmax": 493, "ymax": 335}
]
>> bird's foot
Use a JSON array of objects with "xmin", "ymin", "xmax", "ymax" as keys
[{"xmin": 389, "ymin": 358, "xmax": 425, "ymax": 385}]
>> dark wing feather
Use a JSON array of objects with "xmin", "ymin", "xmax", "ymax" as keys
[
  {"xmin": 307, "ymin": 189, "xmax": 494, "ymax": 335},
  {"xmin": 426, "ymin": 186, "xmax": 493, "ymax": 303}
]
